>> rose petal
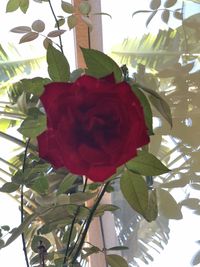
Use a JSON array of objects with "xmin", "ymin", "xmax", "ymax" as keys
[{"xmin": 37, "ymin": 129, "xmax": 64, "ymax": 168}]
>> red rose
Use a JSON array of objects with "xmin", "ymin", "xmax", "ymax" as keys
[{"xmin": 37, "ymin": 74, "xmax": 149, "ymax": 182}]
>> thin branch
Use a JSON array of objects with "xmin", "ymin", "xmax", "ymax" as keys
[
  {"xmin": 63, "ymin": 177, "xmax": 88, "ymax": 265},
  {"xmin": 99, "ymin": 216, "xmax": 108, "ymax": 267},
  {"xmin": 21, "ymin": 139, "xmax": 31, "ymax": 267},
  {"xmin": 71, "ymin": 181, "xmax": 110, "ymax": 264},
  {"xmin": 47, "ymin": 0, "xmax": 64, "ymax": 54}
]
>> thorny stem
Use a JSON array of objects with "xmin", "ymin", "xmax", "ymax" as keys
[
  {"xmin": 71, "ymin": 181, "xmax": 110, "ymax": 264},
  {"xmin": 48, "ymin": 0, "xmax": 64, "ymax": 54},
  {"xmin": 21, "ymin": 139, "xmax": 30, "ymax": 267},
  {"xmin": 63, "ymin": 177, "xmax": 88, "ymax": 265}
]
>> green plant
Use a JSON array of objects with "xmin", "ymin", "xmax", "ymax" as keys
[{"xmin": 0, "ymin": 1, "xmax": 192, "ymax": 267}]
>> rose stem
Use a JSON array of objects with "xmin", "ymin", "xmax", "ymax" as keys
[
  {"xmin": 71, "ymin": 181, "xmax": 110, "ymax": 264},
  {"xmin": 63, "ymin": 177, "xmax": 88, "ymax": 265},
  {"xmin": 47, "ymin": 0, "xmax": 64, "ymax": 54},
  {"xmin": 21, "ymin": 138, "xmax": 30, "ymax": 267}
]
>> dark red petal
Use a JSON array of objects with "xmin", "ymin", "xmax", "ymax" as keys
[
  {"xmin": 37, "ymin": 129, "xmax": 64, "ymax": 168},
  {"xmin": 40, "ymin": 82, "xmax": 73, "ymax": 126},
  {"xmin": 86, "ymin": 165, "xmax": 116, "ymax": 182},
  {"xmin": 78, "ymin": 144, "xmax": 110, "ymax": 164},
  {"xmin": 100, "ymin": 73, "xmax": 116, "ymax": 83}
]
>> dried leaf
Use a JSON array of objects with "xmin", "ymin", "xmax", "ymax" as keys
[
  {"xmin": 161, "ymin": 9, "xmax": 170, "ymax": 24},
  {"xmin": 19, "ymin": 32, "xmax": 39, "ymax": 44},
  {"xmin": 10, "ymin": 26, "xmax": 31, "ymax": 33},
  {"xmin": 47, "ymin": 30, "xmax": 66, "ymax": 38},
  {"xmin": 132, "ymin": 10, "xmax": 152, "ymax": 18},
  {"xmin": 173, "ymin": 10, "xmax": 183, "ymax": 20},
  {"xmin": 149, "ymin": 0, "xmax": 161, "ymax": 10},
  {"xmin": 43, "ymin": 37, "xmax": 52, "ymax": 49},
  {"xmin": 146, "ymin": 10, "xmax": 157, "ymax": 27},
  {"xmin": 164, "ymin": 0, "xmax": 177, "ymax": 8},
  {"xmin": 31, "ymin": 19, "xmax": 45, "ymax": 32}
]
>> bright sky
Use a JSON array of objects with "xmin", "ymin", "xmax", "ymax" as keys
[{"xmin": 0, "ymin": 0, "xmax": 200, "ymax": 266}]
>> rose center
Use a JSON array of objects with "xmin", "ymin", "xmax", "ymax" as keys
[{"xmin": 74, "ymin": 112, "xmax": 120, "ymax": 148}]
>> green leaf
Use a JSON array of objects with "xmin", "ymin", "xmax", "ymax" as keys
[
  {"xmin": 4, "ymin": 213, "xmax": 37, "ymax": 247},
  {"xmin": 21, "ymin": 77, "xmax": 51, "ymax": 96},
  {"xmin": 157, "ymin": 188, "xmax": 183, "ymax": 219},
  {"xmin": 6, "ymin": 0, "xmax": 20, "ymax": 12},
  {"xmin": 82, "ymin": 245, "xmax": 101, "ymax": 259},
  {"xmin": 57, "ymin": 174, "xmax": 77, "ymax": 195},
  {"xmin": 78, "ymin": 1, "xmax": 91, "ymax": 15},
  {"xmin": 31, "ymin": 235, "xmax": 51, "ymax": 253},
  {"xmin": 61, "ymin": 1, "xmax": 75, "ymax": 13},
  {"xmin": 138, "ymin": 85, "xmax": 172, "ymax": 127},
  {"xmin": 106, "ymin": 254, "xmax": 128, "ymax": 267},
  {"xmin": 69, "ymin": 191, "xmax": 97, "ymax": 204},
  {"xmin": 29, "ymin": 176, "xmax": 49, "ymax": 194},
  {"xmin": 11, "ymin": 171, "xmax": 24, "ymax": 185},
  {"xmin": 145, "ymin": 189, "xmax": 158, "ymax": 222},
  {"xmin": 0, "ymin": 239, "xmax": 5, "ymax": 249},
  {"xmin": 161, "ymin": 175, "xmax": 189, "ymax": 188},
  {"xmin": 1, "ymin": 225, "xmax": 10, "ymax": 231},
  {"xmin": 120, "ymin": 171, "xmax": 149, "ymax": 218},
  {"xmin": 0, "ymin": 182, "xmax": 19, "ymax": 193},
  {"xmin": 126, "ymin": 150, "xmax": 170, "ymax": 176},
  {"xmin": 47, "ymin": 44, "xmax": 70, "ymax": 82},
  {"xmin": 18, "ymin": 107, "xmax": 46, "ymax": 138},
  {"xmin": 67, "ymin": 14, "xmax": 77, "ymax": 30},
  {"xmin": 180, "ymin": 198, "xmax": 200, "ymax": 210},
  {"xmin": 20, "ymin": 0, "xmax": 29, "ymax": 13},
  {"xmin": 131, "ymin": 84, "xmax": 153, "ymax": 135},
  {"xmin": 57, "ymin": 18, "xmax": 65, "ymax": 28},
  {"xmin": 95, "ymin": 204, "xmax": 119, "ymax": 216},
  {"xmin": 70, "ymin": 68, "xmax": 84, "ymax": 82},
  {"xmin": 81, "ymin": 48, "xmax": 122, "ymax": 82},
  {"xmin": 63, "ymin": 226, "xmax": 77, "ymax": 244}
]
